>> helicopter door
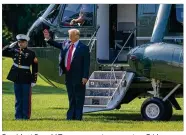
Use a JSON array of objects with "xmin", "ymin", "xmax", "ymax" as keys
[
  {"xmin": 96, "ymin": 4, "xmax": 136, "ymax": 64},
  {"xmin": 115, "ymin": 4, "xmax": 136, "ymax": 63}
]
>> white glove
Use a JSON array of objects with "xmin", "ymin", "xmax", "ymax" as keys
[
  {"xmin": 8, "ymin": 41, "xmax": 17, "ymax": 48},
  {"xmin": 31, "ymin": 83, "xmax": 36, "ymax": 87},
  {"xmin": 44, "ymin": 38, "xmax": 50, "ymax": 41}
]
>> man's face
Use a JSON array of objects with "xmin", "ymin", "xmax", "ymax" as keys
[
  {"xmin": 18, "ymin": 40, "xmax": 28, "ymax": 49},
  {"xmin": 69, "ymin": 32, "xmax": 78, "ymax": 43}
]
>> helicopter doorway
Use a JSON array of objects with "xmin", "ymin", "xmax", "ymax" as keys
[{"xmin": 96, "ymin": 4, "xmax": 136, "ymax": 64}]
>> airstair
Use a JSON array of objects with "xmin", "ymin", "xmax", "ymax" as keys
[
  {"xmin": 83, "ymin": 26, "xmax": 136, "ymax": 113},
  {"xmin": 83, "ymin": 71, "xmax": 135, "ymax": 113}
]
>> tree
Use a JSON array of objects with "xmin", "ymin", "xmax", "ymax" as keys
[{"xmin": 2, "ymin": 4, "xmax": 48, "ymax": 45}]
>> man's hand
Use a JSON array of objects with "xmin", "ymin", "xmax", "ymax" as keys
[
  {"xmin": 70, "ymin": 19, "xmax": 75, "ymax": 25},
  {"xmin": 31, "ymin": 83, "xmax": 36, "ymax": 87},
  {"xmin": 43, "ymin": 29, "xmax": 50, "ymax": 40},
  {"xmin": 82, "ymin": 78, "xmax": 88, "ymax": 85},
  {"xmin": 8, "ymin": 41, "xmax": 18, "ymax": 48}
]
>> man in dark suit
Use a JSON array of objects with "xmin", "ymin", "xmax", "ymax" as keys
[
  {"xmin": 2, "ymin": 34, "xmax": 38, "ymax": 120},
  {"xmin": 43, "ymin": 28, "xmax": 90, "ymax": 120}
]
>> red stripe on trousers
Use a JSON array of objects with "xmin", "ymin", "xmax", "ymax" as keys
[{"xmin": 28, "ymin": 86, "xmax": 32, "ymax": 119}]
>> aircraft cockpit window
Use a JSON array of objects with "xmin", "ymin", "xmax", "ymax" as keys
[{"xmin": 61, "ymin": 4, "xmax": 94, "ymax": 27}]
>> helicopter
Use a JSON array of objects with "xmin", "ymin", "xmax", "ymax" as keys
[{"xmin": 25, "ymin": 4, "xmax": 183, "ymax": 120}]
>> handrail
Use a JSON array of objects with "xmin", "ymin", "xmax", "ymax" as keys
[
  {"xmin": 110, "ymin": 27, "xmax": 137, "ymax": 81},
  {"xmin": 88, "ymin": 25, "xmax": 100, "ymax": 52}
]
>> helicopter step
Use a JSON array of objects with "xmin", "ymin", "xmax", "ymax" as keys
[{"xmin": 83, "ymin": 71, "xmax": 135, "ymax": 113}]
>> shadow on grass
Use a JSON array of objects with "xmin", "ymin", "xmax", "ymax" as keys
[
  {"xmin": 51, "ymin": 107, "xmax": 139, "ymax": 113},
  {"xmin": 48, "ymin": 107, "xmax": 68, "ymax": 110},
  {"xmin": 30, "ymin": 118, "xmax": 66, "ymax": 121},
  {"xmin": 84, "ymin": 112, "xmax": 142, "ymax": 121},
  {"xmin": 2, "ymin": 81, "xmax": 66, "ymax": 95},
  {"xmin": 29, "ymin": 109, "xmax": 183, "ymax": 122},
  {"xmin": 26, "ymin": 113, "xmax": 183, "ymax": 122},
  {"xmin": 84, "ymin": 112, "xmax": 183, "ymax": 122},
  {"xmin": 47, "ymin": 105, "xmax": 183, "ymax": 122}
]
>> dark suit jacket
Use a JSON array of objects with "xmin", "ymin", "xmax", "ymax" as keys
[{"xmin": 47, "ymin": 39, "xmax": 90, "ymax": 84}]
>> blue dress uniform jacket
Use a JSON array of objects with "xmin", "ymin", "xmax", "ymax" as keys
[{"xmin": 2, "ymin": 43, "xmax": 38, "ymax": 84}]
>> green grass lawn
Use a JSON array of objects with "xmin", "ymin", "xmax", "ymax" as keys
[{"xmin": 2, "ymin": 58, "xmax": 183, "ymax": 131}]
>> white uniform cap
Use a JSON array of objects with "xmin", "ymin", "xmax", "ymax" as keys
[{"xmin": 16, "ymin": 34, "xmax": 30, "ymax": 41}]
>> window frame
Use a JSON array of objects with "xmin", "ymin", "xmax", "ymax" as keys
[{"xmin": 59, "ymin": 4, "xmax": 96, "ymax": 28}]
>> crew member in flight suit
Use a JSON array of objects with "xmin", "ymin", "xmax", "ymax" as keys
[{"xmin": 2, "ymin": 34, "xmax": 38, "ymax": 120}]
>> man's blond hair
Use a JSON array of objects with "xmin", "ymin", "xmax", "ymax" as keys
[{"xmin": 68, "ymin": 29, "xmax": 80, "ymax": 37}]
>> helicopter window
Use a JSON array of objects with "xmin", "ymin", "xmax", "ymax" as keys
[
  {"xmin": 168, "ymin": 4, "xmax": 183, "ymax": 33},
  {"xmin": 137, "ymin": 4, "xmax": 159, "ymax": 37},
  {"xmin": 45, "ymin": 4, "xmax": 61, "ymax": 25},
  {"xmin": 61, "ymin": 4, "xmax": 94, "ymax": 27},
  {"xmin": 138, "ymin": 4, "xmax": 158, "ymax": 16},
  {"xmin": 176, "ymin": 4, "xmax": 183, "ymax": 23},
  {"xmin": 142, "ymin": 4, "xmax": 156, "ymax": 14}
]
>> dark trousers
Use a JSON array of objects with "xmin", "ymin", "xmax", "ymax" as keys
[
  {"xmin": 14, "ymin": 83, "xmax": 31, "ymax": 119},
  {"xmin": 66, "ymin": 83, "xmax": 85, "ymax": 120}
]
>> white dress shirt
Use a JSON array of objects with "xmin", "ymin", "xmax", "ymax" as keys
[{"xmin": 65, "ymin": 40, "xmax": 79, "ymax": 67}]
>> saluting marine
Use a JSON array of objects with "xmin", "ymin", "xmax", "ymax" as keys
[{"xmin": 2, "ymin": 34, "xmax": 38, "ymax": 120}]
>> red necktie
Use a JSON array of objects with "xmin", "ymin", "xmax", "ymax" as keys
[{"xmin": 66, "ymin": 44, "xmax": 74, "ymax": 71}]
